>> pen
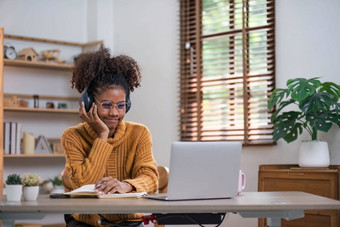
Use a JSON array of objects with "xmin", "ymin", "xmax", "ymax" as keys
[{"xmin": 95, "ymin": 181, "xmax": 106, "ymax": 188}]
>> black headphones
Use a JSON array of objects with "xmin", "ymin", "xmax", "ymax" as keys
[{"xmin": 79, "ymin": 76, "xmax": 131, "ymax": 113}]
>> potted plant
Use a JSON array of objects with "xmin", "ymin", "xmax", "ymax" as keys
[
  {"xmin": 268, "ymin": 77, "xmax": 340, "ymax": 167},
  {"xmin": 21, "ymin": 173, "xmax": 42, "ymax": 201},
  {"xmin": 50, "ymin": 175, "xmax": 65, "ymax": 193},
  {"xmin": 5, "ymin": 174, "xmax": 22, "ymax": 202}
]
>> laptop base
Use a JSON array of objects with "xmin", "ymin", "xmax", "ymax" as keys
[{"xmin": 146, "ymin": 194, "xmax": 233, "ymax": 201}]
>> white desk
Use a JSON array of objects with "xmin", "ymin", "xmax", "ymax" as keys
[{"xmin": 1, "ymin": 191, "xmax": 340, "ymax": 227}]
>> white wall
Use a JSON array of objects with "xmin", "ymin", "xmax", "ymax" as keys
[
  {"xmin": 1, "ymin": 0, "xmax": 340, "ymax": 226},
  {"xmin": 112, "ymin": 0, "xmax": 179, "ymax": 166}
]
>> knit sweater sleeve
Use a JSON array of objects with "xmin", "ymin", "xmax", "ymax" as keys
[
  {"xmin": 124, "ymin": 127, "xmax": 159, "ymax": 194},
  {"xmin": 61, "ymin": 127, "xmax": 113, "ymax": 188}
]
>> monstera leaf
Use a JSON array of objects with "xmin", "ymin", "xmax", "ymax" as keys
[
  {"xmin": 298, "ymin": 92, "xmax": 335, "ymax": 114},
  {"xmin": 319, "ymin": 82, "xmax": 340, "ymax": 102},
  {"xmin": 269, "ymin": 77, "xmax": 340, "ymax": 142},
  {"xmin": 270, "ymin": 99, "xmax": 295, "ymax": 122},
  {"xmin": 306, "ymin": 111, "xmax": 334, "ymax": 133},
  {"xmin": 273, "ymin": 111, "xmax": 303, "ymax": 143},
  {"xmin": 287, "ymin": 78, "xmax": 321, "ymax": 102},
  {"xmin": 268, "ymin": 88, "xmax": 290, "ymax": 110}
]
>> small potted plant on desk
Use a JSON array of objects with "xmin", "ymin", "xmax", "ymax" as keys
[
  {"xmin": 51, "ymin": 175, "xmax": 65, "ymax": 193},
  {"xmin": 268, "ymin": 77, "xmax": 340, "ymax": 167},
  {"xmin": 5, "ymin": 174, "xmax": 22, "ymax": 202},
  {"xmin": 21, "ymin": 173, "xmax": 43, "ymax": 201}
]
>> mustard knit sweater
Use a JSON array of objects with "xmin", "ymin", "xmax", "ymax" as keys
[{"xmin": 61, "ymin": 121, "xmax": 158, "ymax": 226}]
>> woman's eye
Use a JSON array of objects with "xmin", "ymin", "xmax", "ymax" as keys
[
  {"xmin": 102, "ymin": 103, "xmax": 112, "ymax": 108},
  {"xmin": 117, "ymin": 103, "xmax": 126, "ymax": 109}
]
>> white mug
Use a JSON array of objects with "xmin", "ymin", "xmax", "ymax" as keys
[{"xmin": 238, "ymin": 170, "xmax": 246, "ymax": 194}]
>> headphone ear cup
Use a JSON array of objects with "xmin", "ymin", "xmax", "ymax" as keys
[
  {"xmin": 79, "ymin": 87, "xmax": 94, "ymax": 112},
  {"xmin": 126, "ymin": 96, "xmax": 131, "ymax": 113}
]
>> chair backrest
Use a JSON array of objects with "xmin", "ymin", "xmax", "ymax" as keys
[{"xmin": 157, "ymin": 166, "xmax": 169, "ymax": 193}]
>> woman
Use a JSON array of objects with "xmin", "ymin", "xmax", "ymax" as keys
[{"xmin": 62, "ymin": 48, "xmax": 158, "ymax": 226}]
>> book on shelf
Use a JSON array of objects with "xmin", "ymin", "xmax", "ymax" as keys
[
  {"xmin": 60, "ymin": 184, "xmax": 147, "ymax": 199},
  {"xmin": 3, "ymin": 122, "xmax": 22, "ymax": 155},
  {"xmin": 3, "ymin": 122, "xmax": 10, "ymax": 154},
  {"xmin": 10, "ymin": 122, "xmax": 16, "ymax": 155},
  {"xmin": 16, "ymin": 122, "xmax": 22, "ymax": 154}
]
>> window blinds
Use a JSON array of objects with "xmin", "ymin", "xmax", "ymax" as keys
[{"xmin": 180, "ymin": 0, "xmax": 275, "ymax": 145}]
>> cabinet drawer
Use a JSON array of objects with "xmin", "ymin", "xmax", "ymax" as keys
[
  {"xmin": 282, "ymin": 213, "xmax": 337, "ymax": 227},
  {"xmin": 262, "ymin": 178, "xmax": 335, "ymax": 198}
]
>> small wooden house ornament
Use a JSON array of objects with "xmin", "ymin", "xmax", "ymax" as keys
[
  {"xmin": 18, "ymin": 48, "xmax": 39, "ymax": 62},
  {"xmin": 35, "ymin": 135, "xmax": 52, "ymax": 154}
]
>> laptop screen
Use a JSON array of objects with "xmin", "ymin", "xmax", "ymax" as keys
[{"xmin": 167, "ymin": 141, "xmax": 242, "ymax": 200}]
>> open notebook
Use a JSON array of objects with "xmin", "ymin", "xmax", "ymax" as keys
[{"xmin": 52, "ymin": 184, "xmax": 147, "ymax": 199}]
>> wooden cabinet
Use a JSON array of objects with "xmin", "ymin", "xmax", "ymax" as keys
[
  {"xmin": 258, "ymin": 164, "xmax": 340, "ymax": 227},
  {"xmin": 0, "ymin": 27, "xmax": 103, "ymax": 194}
]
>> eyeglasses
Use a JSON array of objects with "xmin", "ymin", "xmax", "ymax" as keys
[{"xmin": 94, "ymin": 97, "xmax": 128, "ymax": 113}]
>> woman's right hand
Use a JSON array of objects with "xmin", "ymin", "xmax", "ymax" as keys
[{"xmin": 79, "ymin": 102, "xmax": 109, "ymax": 140}]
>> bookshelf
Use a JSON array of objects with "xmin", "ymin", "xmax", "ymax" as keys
[{"xmin": 0, "ymin": 27, "xmax": 104, "ymax": 194}]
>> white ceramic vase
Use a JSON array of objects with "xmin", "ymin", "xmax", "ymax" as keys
[
  {"xmin": 6, "ymin": 185, "xmax": 23, "ymax": 202},
  {"xmin": 298, "ymin": 140, "xmax": 330, "ymax": 167},
  {"xmin": 23, "ymin": 186, "xmax": 39, "ymax": 201}
]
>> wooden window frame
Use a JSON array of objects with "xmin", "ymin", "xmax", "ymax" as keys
[{"xmin": 179, "ymin": 0, "xmax": 275, "ymax": 145}]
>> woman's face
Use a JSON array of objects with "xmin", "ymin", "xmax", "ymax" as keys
[{"xmin": 95, "ymin": 86, "xmax": 127, "ymax": 136}]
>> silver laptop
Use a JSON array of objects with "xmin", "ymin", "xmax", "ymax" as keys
[{"xmin": 147, "ymin": 141, "xmax": 242, "ymax": 201}]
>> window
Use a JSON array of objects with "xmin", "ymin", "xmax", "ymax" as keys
[{"xmin": 180, "ymin": 0, "xmax": 275, "ymax": 145}]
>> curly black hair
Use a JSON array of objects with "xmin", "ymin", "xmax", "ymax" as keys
[{"xmin": 71, "ymin": 47, "xmax": 141, "ymax": 98}]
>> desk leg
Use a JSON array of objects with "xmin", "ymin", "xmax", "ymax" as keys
[
  {"xmin": 2, "ymin": 220, "xmax": 15, "ymax": 227},
  {"xmin": 266, "ymin": 217, "xmax": 281, "ymax": 227},
  {"xmin": 0, "ymin": 213, "xmax": 45, "ymax": 227},
  {"xmin": 239, "ymin": 210, "xmax": 304, "ymax": 227}
]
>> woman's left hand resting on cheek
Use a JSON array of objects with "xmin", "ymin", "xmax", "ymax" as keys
[{"xmin": 95, "ymin": 177, "xmax": 133, "ymax": 194}]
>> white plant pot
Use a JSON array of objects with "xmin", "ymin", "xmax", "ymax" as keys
[
  {"xmin": 298, "ymin": 141, "xmax": 330, "ymax": 167},
  {"xmin": 23, "ymin": 186, "xmax": 40, "ymax": 201},
  {"xmin": 6, "ymin": 185, "xmax": 23, "ymax": 202}
]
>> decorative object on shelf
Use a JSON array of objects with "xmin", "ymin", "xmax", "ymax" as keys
[
  {"xmin": 4, "ymin": 44, "xmax": 17, "ymax": 60},
  {"xmin": 42, "ymin": 175, "xmax": 64, "ymax": 193},
  {"xmin": 52, "ymin": 143, "xmax": 63, "ymax": 154},
  {"xmin": 17, "ymin": 48, "xmax": 38, "ymax": 62},
  {"xmin": 18, "ymin": 99, "xmax": 28, "ymax": 107},
  {"xmin": 57, "ymin": 102, "xmax": 67, "ymax": 109},
  {"xmin": 33, "ymin": 94, "xmax": 39, "ymax": 108},
  {"xmin": 268, "ymin": 77, "xmax": 340, "ymax": 167},
  {"xmin": 21, "ymin": 173, "xmax": 42, "ymax": 201},
  {"xmin": 3, "ymin": 97, "xmax": 12, "ymax": 107},
  {"xmin": 41, "ymin": 49, "xmax": 66, "ymax": 64},
  {"xmin": 48, "ymin": 138, "xmax": 64, "ymax": 154},
  {"xmin": 35, "ymin": 135, "xmax": 52, "ymax": 154},
  {"xmin": 46, "ymin": 102, "xmax": 55, "ymax": 109},
  {"xmin": 42, "ymin": 180, "xmax": 54, "ymax": 193},
  {"xmin": 3, "ymin": 95, "xmax": 18, "ymax": 107},
  {"xmin": 23, "ymin": 132, "xmax": 35, "ymax": 155},
  {"xmin": 5, "ymin": 174, "xmax": 22, "ymax": 201}
]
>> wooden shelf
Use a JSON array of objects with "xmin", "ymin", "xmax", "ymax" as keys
[
  {"xmin": 4, "ymin": 106, "xmax": 78, "ymax": 114},
  {"xmin": 4, "ymin": 93, "xmax": 79, "ymax": 101},
  {"xmin": 4, "ymin": 154, "xmax": 65, "ymax": 158},
  {"xmin": 4, "ymin": 59, "xmax": 73, "ymax": 70}
]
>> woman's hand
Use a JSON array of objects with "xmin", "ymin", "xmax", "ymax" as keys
[
  {"xmin": 95, "ymin": 177, "xmax": 133, "ymax": 194},
  {"xmin": 79, "ymin": 102, "xmax": 109, "ymax": 140}
]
